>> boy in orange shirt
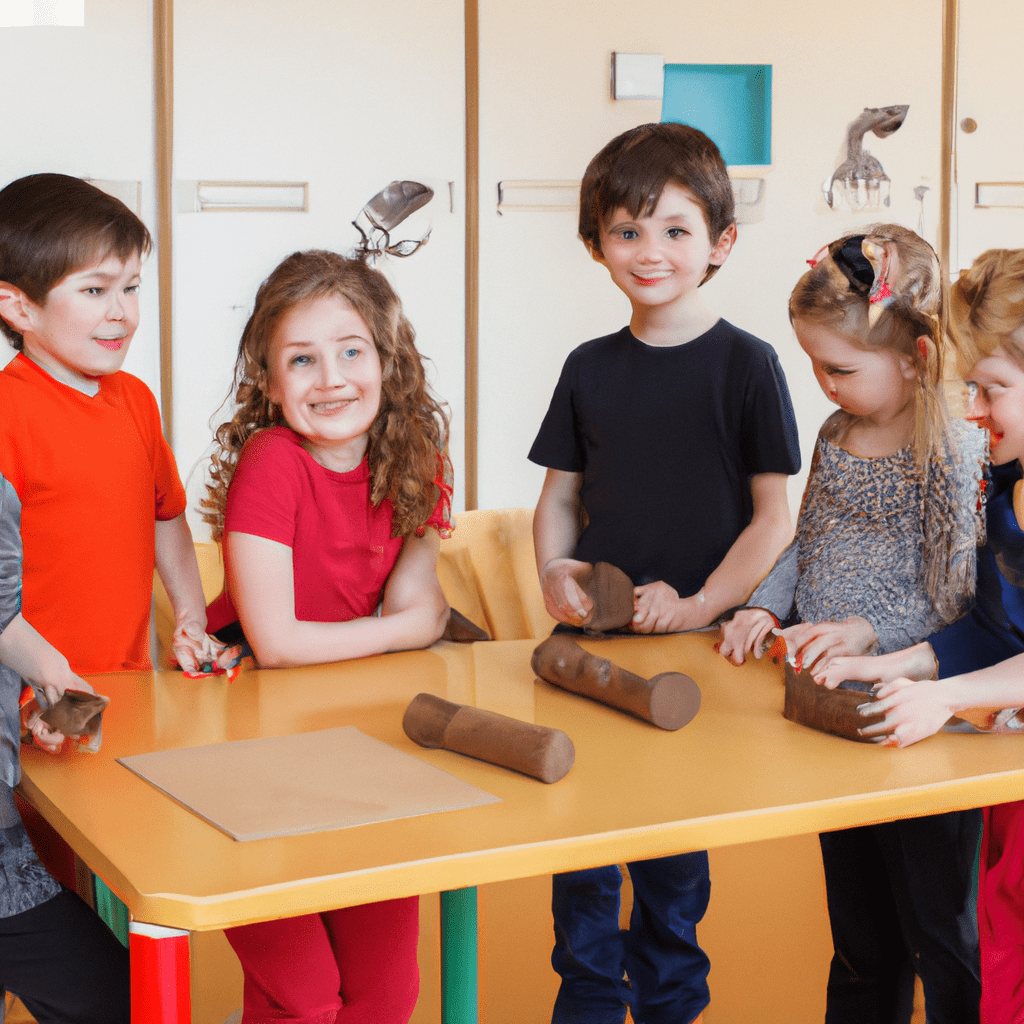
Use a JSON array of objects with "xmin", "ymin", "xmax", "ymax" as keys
[{"xmin": 0, "ymin": 173, "xmax": 230, "ymax": 677}]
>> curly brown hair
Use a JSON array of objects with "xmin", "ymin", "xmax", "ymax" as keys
[
  {"xmin": 789, "ymin": 224, "xmax": 979, "ymax": 624},
  {"xmin": 202, "ymin": 249, "xmax": 451, "ymax": 541}
]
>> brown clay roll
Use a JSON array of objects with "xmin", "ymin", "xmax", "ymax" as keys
[
  {"xmin": 783, "ymin": 663, "xmax": 885, "ymax": 743},
  {"xmin": 531, "ymin": 635, "xmax": 700, "ymax": 731},
  {"xmin": 576, "ymin": 562, "xmax": 635, "ymax": 633},
  {"xmin": 403, "ymin": 692, "xmax": 575, "ymax": 783}
]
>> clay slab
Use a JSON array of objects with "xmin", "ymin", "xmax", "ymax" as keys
[{"xmin": 118, "ymin": 726, "xmax": 500, "ymax": 841}]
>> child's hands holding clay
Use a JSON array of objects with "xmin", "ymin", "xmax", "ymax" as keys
[
  {"xmin": 539, "ymin": 558, "xmax": 595, "ymax": 627},
  {"xmin": 779, "ymin": 617, "xmax": 877, "ymax": 674},
  {"xmin": 632, "ymin": 581, "xmax": 707, "ymax": 634},
  {"xmin": 718, "ymin": 607, "xmax": 778, "ymax": 665},
  {"xmin": 171, "ymin": 622, "xmax": 242, "ymax": 678}
]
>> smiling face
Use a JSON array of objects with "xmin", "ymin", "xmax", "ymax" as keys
[
  {"xmin": 594, "ymin": 182, "xmax": 734, "ymax": 313},
  {"xmin": 17, "ymin": 252, "xmax": 141, "ymax": 387},
  {"xmin": 794, "ymin": 318, "xmax": 917, "ymax": 423},
  {"xmin": 267, "ymin": 294, "xmax": 383, "ymax": 472},
  {"xmin": 965, "ymin": 346, "xmax": 1024, "ymax": 465}
]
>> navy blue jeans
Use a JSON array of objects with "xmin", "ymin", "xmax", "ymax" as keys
[
  {"xmin": 819, "ymin": 810, "xmax": 981, "ymax": 1024},
  {"xmin": 551, "ymin": 851, "xmax": 711, "ymax": 1024}
]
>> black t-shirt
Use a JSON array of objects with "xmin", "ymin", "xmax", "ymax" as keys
[{"xmin": 528, "ymin": 321, "xmax": 801, "ymax": 597}]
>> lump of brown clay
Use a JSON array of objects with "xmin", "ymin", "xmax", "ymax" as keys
[
  {"xmin": 576, "ymin": 561, "xmax": 634, "ymax": 634},
  {"xmin": 40, "ymin": 690, "xmax": 109, "ymax": 738},
  {"xmin": 783, "ymin": 663, "xmax": 885, "ymax": 743},
  {"xmin": 403, "ymin": 692, "xmax": 575, "ymax": 783},
  {"xmin": 441, "ymin": 607, "xmax": 491, "ymax": 643},
  {"xmin": 531, "ymin": 634, "xmax": 700, "ymax": 731}
]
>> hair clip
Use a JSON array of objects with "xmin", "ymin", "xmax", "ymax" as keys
[
  {"xmin": 806, "ymin": 245, "xmax": 829, "ymax": 268},
  {"xmin": 828, "ymin": 235, "xmax": 874, "ymax": 294}
]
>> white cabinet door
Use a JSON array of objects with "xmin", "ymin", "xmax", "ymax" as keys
[
  {"xmin": 954, "ymin": 0, "xmax": 1024, "ymax": 271},
  {"xmin": 173, "ymin": 0, "xmax": 466, "ymax": 524}
]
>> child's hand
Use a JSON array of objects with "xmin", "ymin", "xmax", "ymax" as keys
[
  {"xmin": 631, "ymin": 582, "xmax": 708, "ymax": 634},
  {"xmin": 20, "ymin": 679, "xmax": 94, "ymax": 753},
  {"xmin": 780, "ymin": 617, "xmax": 877, "ymax": 674},
  {"xmin": 171, "ymin": 623, "xmax": 239, "ymax": 676},
  {"xmin": 540, "ymin": 558, "xmax": 594, "ymax": 627},
  {"xmin": 856, "ymin": 677, "xmax": 956, "ymax": 748},
  {"xmin": 717, "ymin": 608, "xmax": 777, "ymax": 664},
  {"xmin": 813, "ymin": 642, "xmax": 937, "ymax": 690},
  {"xmin": 24, "ymin": 708, "xmax": 65, "ymax": 753}
]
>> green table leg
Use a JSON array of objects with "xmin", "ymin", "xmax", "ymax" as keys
[
  {"xmin": 94, "ymin": 874, "xmax": 130, "ymax": 948},
  {"xmin": 441, "ymin": 887, "xmax": 478, "ymax": 1024}
]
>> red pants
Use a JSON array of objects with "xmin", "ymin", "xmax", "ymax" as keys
[
  {"xmin": 225, "ymin": 896, "xmax": 419, "ymax": 1024},
  {"xmin": 980, "ymin": 800, "xmax": 1024, "ymax": 1024}
]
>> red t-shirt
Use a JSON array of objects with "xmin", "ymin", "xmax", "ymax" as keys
[
  {"xmin": 0, "ymin": 354, "xmax": 187, "ymax": 673},
  {"xmin": 208, "ymin": 426, "xmax": 408, "ymax": 632}
]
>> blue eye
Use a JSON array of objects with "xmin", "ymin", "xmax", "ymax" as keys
[
  {"xmin": 666, "ymin": 227, "xmax": 687, "ymax": 238},
  {"xmin": 343, "ymin": 346, "xmax": 361, "ymax": 360},
  {"xmin": 125, "ymin": 284, "xmax": 140, "ymax": 295},
  {"xmin": 618, "ymin": 228, "xmax": 638, "ymax": 240},
  {"xmin": 290, "ymin": 354, "xmax": 312, "ymax": 367}
]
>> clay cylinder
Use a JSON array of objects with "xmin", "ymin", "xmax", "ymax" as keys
[
  {"xmin": 403, "ymin": 692, "xmax": 575, "ymax": 784},
  {"xmin": 531, "ymin": 635, "xmax": 700, "ymax": 731},
  {"xmin": 783, "ymin": 663, "xmax": 885, "ymax": 743},
  {"xmin": 576, "ymin": 562, "xmax": 635, "ymax": 633}
]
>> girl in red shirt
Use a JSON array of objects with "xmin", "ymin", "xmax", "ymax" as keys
[{"xmin": 204, "ymin": 249, "xmax": 452, "ymax": 1024}]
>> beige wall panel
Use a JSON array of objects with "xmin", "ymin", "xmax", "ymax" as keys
[
  {"xmin": 173, "ymin": 0, "xmax": 466, "ymax": 530},
  {"xmin": 476, "ymin": 0, "xmax": 944, "ymax": 513}
]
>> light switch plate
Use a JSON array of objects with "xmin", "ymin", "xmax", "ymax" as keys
[{"xmin": 611, "ymin": 53, "xmax": 664, "ymax": 100}]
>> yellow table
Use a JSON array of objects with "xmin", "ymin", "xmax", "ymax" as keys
[{"xmin": 17, "ymin": 634, "xmax": 1024, "ymax": 1020}]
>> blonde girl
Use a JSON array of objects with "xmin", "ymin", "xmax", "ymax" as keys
[
  {"xmin": 831, "ymin": 248, "xmax": 1024, "ymax": 1024},
  {"xmin": 203, "ymin": 249, "xmax": 452, "ymax": 1023},
  {"xmin": 719, "ymin": 225, "xmax": 986, "ymax": 1023}
]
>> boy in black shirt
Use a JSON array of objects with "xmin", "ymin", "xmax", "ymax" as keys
[{"xmin": 529, "ymin": 123, "xmax": 800, "ymax": 1024}]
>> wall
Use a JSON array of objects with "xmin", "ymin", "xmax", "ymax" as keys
[
  {"xmin": 476, "ymin": 0, "xmax": 945, "ymax": 513},
  {"xmin": 0, "ymin": 0, "xmax": 160, "ymax": 392},
  {"xmin": 172, "ymin": 0, "xmax": 467, "ymax": 535}
]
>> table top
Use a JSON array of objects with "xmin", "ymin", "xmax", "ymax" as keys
[{"xmin": 18, "ymin": 633, "xmax": 1024, "ymax": 932}]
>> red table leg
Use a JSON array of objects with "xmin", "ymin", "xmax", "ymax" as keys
[{"xmin": 129, "ymin": 921, "xmax": 192, "ymax": 1023}]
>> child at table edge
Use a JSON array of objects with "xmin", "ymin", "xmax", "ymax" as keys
[
  {"xmin": 0, "ymin": 471, "xmax": 130, "ymax": 1023},
  {"xmin": 0, "ymin": 173, "xmax": 230, "ymax": 679},
  {"xmin": 529, "ymin": 122, "xmax": 800, "ymax": 1024},
  {"xmin": 823, "ymin": 248, "xmax": 1024, "ymax": 1024}
]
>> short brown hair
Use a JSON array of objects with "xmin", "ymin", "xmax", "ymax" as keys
[
  {"xmin": 0, "ymin": 173, "xmax": 152, "ymax": 348},
  {"xmin": 578, "ymin": 122, "xmax": 735, "ymax": 282}
]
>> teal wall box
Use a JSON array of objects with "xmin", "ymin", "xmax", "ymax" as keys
[{"xmin": 661, "ymin": 64, "xmax": 772, "ymax": 167}]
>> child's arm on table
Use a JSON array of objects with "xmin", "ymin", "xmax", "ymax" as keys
[
  {"xmin": 633, "ymin": 472, "xmax": 793, "ymax": 634},
  {"xmin": 226, "ymin": 530, "xmax": 448, "ymax": 669},
  {"xmin": 155, "ymin": 513, "xmax": 235, "ymax": 672},
  {"xmin": 813, "ymin": 642, "xmax": 938, "ymax": 690},
  {"xmin": 534, "ymin": 468, "xmax": 594, "ymax": 626},
  {"xmin": 857, "ymin": 653, "xmax": 1024, "ymax": 747},
  {"xmin": 0, "ymin": 613, "xmax": 94, "ymax": 752}
]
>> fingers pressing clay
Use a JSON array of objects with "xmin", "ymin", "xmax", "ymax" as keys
[
  {"xmin": 403, "ymin": 692, "xmax": 574, "ymax": 783},
  {"xmin": 531, "ymin": 635, "xmax": 700, "ymax": 731},
  {"xmin": 783, "ymin": 663, "xmax": 884, "ymax": 743}
]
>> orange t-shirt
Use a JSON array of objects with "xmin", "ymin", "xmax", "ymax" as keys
[{"xmin": 0, "ymin": 354, "xmax": 186, "ymax": 674}]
